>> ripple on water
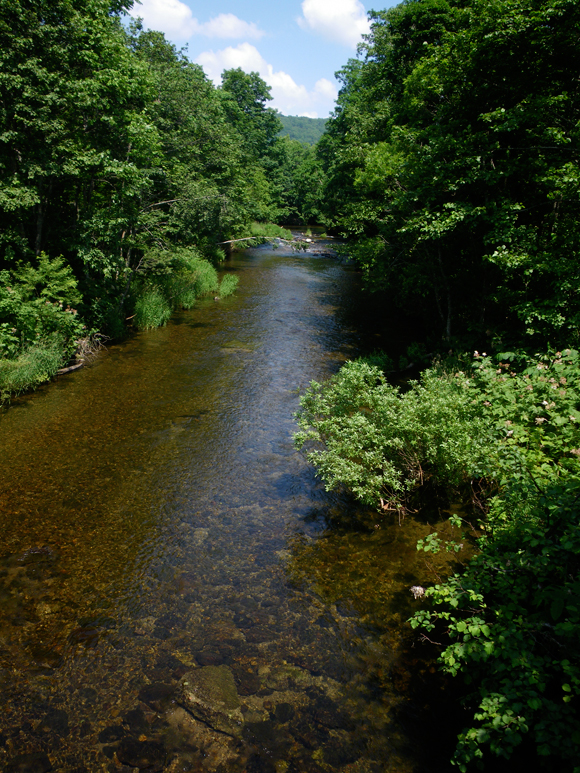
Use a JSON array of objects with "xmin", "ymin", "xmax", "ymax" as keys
[{"xmin": 0, "ymin": 242, "xmax": 461, "ymax": 772}]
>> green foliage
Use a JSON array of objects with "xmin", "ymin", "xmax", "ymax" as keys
[
  {"xmin": 220, "ymin": 69, "xmax": 282, "ymax": 161},
  {"xmin": 249, "ymin": 222, "xmax": 293, "ymax": 240},
  {"xmin": 133, "ymin": 287, "xmax": 172, "ymax": 331},
  {"xmin": 409, "ymin": 351, "xmax": 580, "ymax": 769},
  {"xmin": 0, "ymin": 254, "xmax": 84, "ymax": 360},
  {"xmin": 131, "ymin": 248, "xmax": 221, "ymax": 330},
  {"xmin": 218, "ymin": 274, "xmax": 239, "ymax": 299},
  {"xmin": 295, "ymin": 359, "xmax": 489, "ymax": 511},
  {"xmin": 0, "ymin": 336, "xmax": 66, "ymax": 400},
  {"xmin": 187, "ymin": 258, "xmax": 219, "ymax": 298},
  {"xmin": 318, "ymin": 0, "xmax": 580, "ymax": 348},
  {"xmin": 278, "ymin": 115, "xmax": 328, "ymax": 145},
  {"xmin": 267, "ymin": 137, "xmax": 327, "ymax": 224},
  {"xmin": 296, "ymin": 351, "xmax": 580, "ymax": 768}
]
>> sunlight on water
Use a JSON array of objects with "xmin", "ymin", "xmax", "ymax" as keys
[{"xmin": 0, "ymin": 240, "xmax": 461, "ymax": 772}]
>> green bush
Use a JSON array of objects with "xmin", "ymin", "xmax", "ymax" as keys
[
  {"xmin": 218, "ymin": 274, "xmax": 239, "ymax": 298},
  {"xmin": 295, "ymin": 351, "xmax": 580, "ymax": 770},
  {"xmin": 295, "ymin": 359, "xmax": 490, "ymax": 511},
  {"xmin": 410, "ymin": 350, "xmax": 580, "ymax": 770},
  {"xmin": 0, "ymin": 254, "xmax": 84, "ymax": 360}
]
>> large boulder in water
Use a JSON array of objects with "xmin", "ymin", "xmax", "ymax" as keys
[{"xmin": 177, "ymin": 665, "xmax": 243, "ymax": 737}]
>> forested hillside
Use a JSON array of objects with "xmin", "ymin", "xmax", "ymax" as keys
[
  {"xmin": 278, "ymin": 115, "xmax": 328, "ymax": 145},
  {"xmin": 296, "ymin": 0, "xmax": 580, "ymax": 770}
]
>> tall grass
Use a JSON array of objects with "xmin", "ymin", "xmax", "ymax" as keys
[
  {"xmin": 187, "ymin": 257, "xmax": 219, "ymax": 297},
  {"xmin": 133, "ymin": 287, "xmax": 172, "ymax": 330},
  {"xmin": 218, "ymin": 274, "xmax": 239, "ymax": 298},
  {"xmin": 249, "ymin": 222, "xmax": 293, "ymax": 240},
  {"xmin": 0, "ymin": 336, "xmax": 64, "ymax": 400},
  {"xmin": 132, "ymin": 250, "xmax": 227, "ymax": 331}
]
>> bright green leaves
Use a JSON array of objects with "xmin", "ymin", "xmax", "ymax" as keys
[
  {"xmin": 0, "ymin": 254, "xmax": 84, "ymax": 362},
  {"xmin": 296, "ymin": 349, "xmax": 580, "ymax": 768},
  {"xmin": 295, "ymin": 359, "xmax": 489, "ymax": 512},
  {"xmin": 318, "ymin": 0, "xmax": 580, "ymax": 348},
  {"xmin": 14, "ymin": 254, "xmax": 82, "ymax": 307}
]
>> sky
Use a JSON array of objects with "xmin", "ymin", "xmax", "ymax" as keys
[{"xmin": 127, "ymin": 0, "xmax": 396, "ymax": 118}]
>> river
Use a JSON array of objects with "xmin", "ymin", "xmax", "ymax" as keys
[{"xmin": 0, "ymin": 238, "xmax": 458, "ymax": 772}]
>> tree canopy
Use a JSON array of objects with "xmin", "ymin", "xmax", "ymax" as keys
[
  {"xmin": 0, "ymin": 0, "xmax": 294, "ymax": 392},
  {"xmin": 318, "ymin": 0, "xmax": 580, "ymax": 351}
]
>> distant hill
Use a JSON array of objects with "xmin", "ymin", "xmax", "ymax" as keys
[{"xmin": 278, "ymin": 115, "xmax": 328, "ymax": 145}]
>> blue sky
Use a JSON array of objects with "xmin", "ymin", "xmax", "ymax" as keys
[{"xmin": 128, "ymin": 0, "xmax": 397, "ymax": 117}]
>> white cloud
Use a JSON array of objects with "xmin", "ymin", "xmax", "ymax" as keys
[
  {"xmin": 196, "ymin": 43, "xmax": 338, "ymax": 117},
  {"xmin": 200, "ymin": 13, "xmax": 264, "ymax": 40},
  {"xmin": 129, "ymin": 1, "xmax": 264, "ymax": 40},
  {"xmin": 197, "ymin": 42, "xmax": 264, "ymax": 79},
  {"xmin": 297, "ymin": 0, "xmax": 371, "ymax": 48}
]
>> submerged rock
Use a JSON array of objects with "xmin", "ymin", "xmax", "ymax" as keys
[
  {"xmin": 116, "ymin": 738, "xmax": 166, "ymax": 771},
  {"xmin": 6, "ymin": 752, "xmax": 52, "ymax": 773},
  {"xmin": 38, "ymin": 708, "xmax": 69, "ymax": 736},
  {"xmin": 98, "ymin": 724, "xmax": 125, "ymax": 742},
  {"xmin": 178, "ymin": 665, "xmax": 244, "ymax": 737},
  {"xmin": 137, "ymin": 682, "xmax": 175, "ymax": 711}
]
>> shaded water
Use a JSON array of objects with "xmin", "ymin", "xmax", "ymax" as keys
[{"xmin": 0, "ymin": 241, "xmax": 459, "ymax": 772}]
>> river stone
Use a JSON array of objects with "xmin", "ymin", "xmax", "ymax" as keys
[
  {"xmin": 116, "ymin": 739, "xmax": 166, "ymax": 771},
  {"xmin": 38, "ymin": 708, "xmax": 69, "ymax": 736},
  {"xmin": 6, "ymin": 753, "xmax": 52, "ymax": 773},
  {"xmin": 138, "ymin": 682, "xmax": 174, "ymax": 710},
  {"xmin": 98, "ymin": 724, "xmax": 125, "ymax": 742},
  {"xmin": 178, "ymin": 666, "xmax": 243, "ymax": 737}
]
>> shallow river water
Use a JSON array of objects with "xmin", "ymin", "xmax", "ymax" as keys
[{"xmin": 0, "ymin": 240, "xmax": 459, "ymax": 773}]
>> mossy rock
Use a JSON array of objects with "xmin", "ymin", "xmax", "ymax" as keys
[{"xmin": 178, "ymin": 665, "xmax": 243, "ymax": 737}]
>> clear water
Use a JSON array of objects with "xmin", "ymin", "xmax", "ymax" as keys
[{"xmin": 0, "ymin": 241, "xmax": 457, "ymax": 772}]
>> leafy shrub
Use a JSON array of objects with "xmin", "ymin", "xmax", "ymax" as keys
[
  {"xmin": 218, "ymin": 274, "xmax": 239, "ymax": 298},
  {"xmin": 294, "ymin": 359, "xmax": 490, "ymax": 511},
  {"xmin": 0, "ymin": 254, "xmax": 84, "ymax": 361},
  {"xmin": 410, "ymin": 350, "xmax": 580, "ymax": 770},
  {"xmin": 295, "ymin": 351, "xmax": 580, "ymax": 769}
]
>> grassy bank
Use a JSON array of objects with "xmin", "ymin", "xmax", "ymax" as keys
[{"xmin": 0, "ymin": 247, "xmax": 241, "ymax": 403}]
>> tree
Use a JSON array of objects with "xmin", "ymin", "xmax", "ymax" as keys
[{"xmin": 319, "ymin": 0, "xmax": 580, "ymax": 350}]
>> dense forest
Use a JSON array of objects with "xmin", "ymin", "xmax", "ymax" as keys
[
  {"xmin": 2, "ymin": 0, "xmax": 580, "ymax": 769},
  {"xmin": 278, "ymin": 115, "xmax": 328, "ymax": 145},
  {"xmin": 0, "ymin": 0, "xmax": 322, "ymax": 398},
  {"xmin": 295, "ymin": 0, "xmax": 580, "ymax": 770}
]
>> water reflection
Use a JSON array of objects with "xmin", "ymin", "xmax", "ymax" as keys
[{"xmin": 0, "ymin": 240, "xmax": 454, "ymax": 772}]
